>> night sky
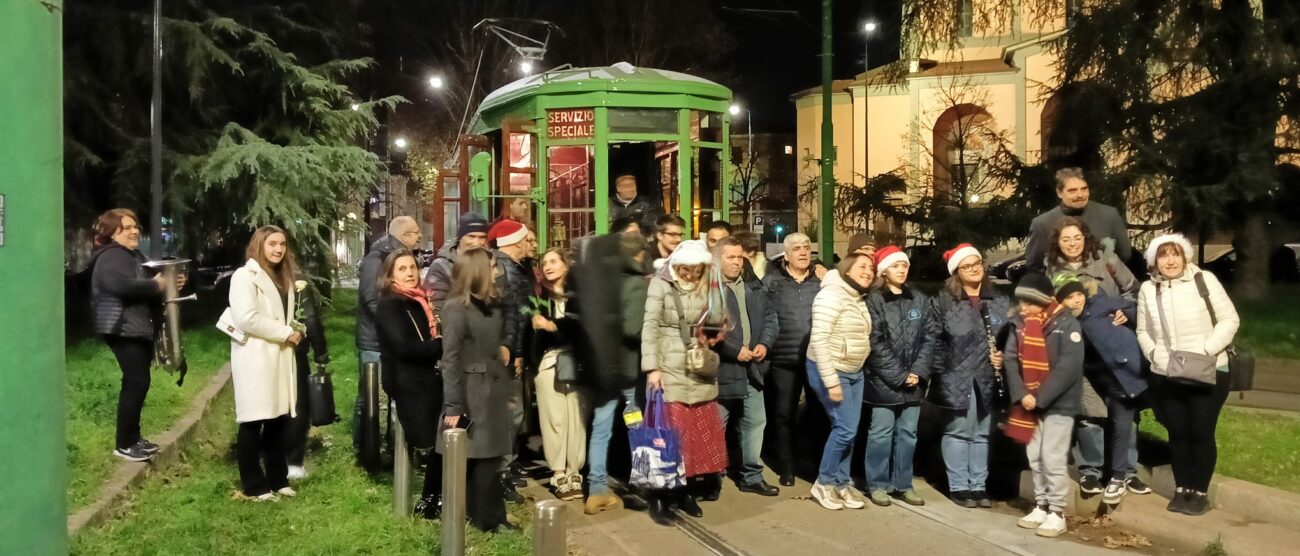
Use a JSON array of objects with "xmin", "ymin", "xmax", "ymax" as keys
[{"xmin": 722, "ymin": 0, "xmax": 902, "ymax": 133}]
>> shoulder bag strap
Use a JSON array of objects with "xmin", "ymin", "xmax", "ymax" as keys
[
  {"xmin": 1193, "ymin": 272, "xmax": 1218, "ymax": 327},
  {"xmin": 669, "ymin": 287, "xmax": 693, "ymax": 350},
  {"xmin": 1154, "ymin": 283, "xmax": 1174, "ymax": 350}
]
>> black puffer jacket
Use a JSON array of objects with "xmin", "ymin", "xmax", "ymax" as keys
[
  {"xmin": 928, "ymin": 287, "xmax": 1012, "ymax": 411},
  {"xmin": 356, "ymin": 234, "xmax": 405, "ymax": 351},
  {"xmin": 864, "ymin": 286, "xmax": 940, "ymax": 406},
  {"xmin": 761, "ymin": 261, "xmax": 821, "ymax": 367},
  {"xmin": 89, "ymin": 243, "xmax": 160, "ymax": 339}
]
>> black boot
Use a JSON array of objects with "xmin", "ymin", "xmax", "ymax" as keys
[
  {"xmin": 700, "ymin": 475, "xmax": 722, "ymax": 502},
  {"xmin": 500, "ymin": 473, "xmax": 524, "ymax": 504},
  {"xmin": 648, "ymin": 492, "xmax": 674, "ymax": 526},
  {"xmin": 414, "ymin": 494, "xmax": 441, "ymax": 520},
  {"xmin": 677, "ymin": 488, "xmax": 704, "ymax": 518}
]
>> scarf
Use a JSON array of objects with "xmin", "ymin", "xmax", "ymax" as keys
[
  {"xmin": 1006, "ymin": 302, "xmax": 1061, "ymax": 444},
  {"xmin": 393, "ymin": 283, "xmax": 437, "ymax": 338}
]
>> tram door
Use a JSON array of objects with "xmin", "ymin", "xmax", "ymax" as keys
[
  {"xmin": 608, "ymin": 141, "xmax": 678, "ymax": 230},
  {"xmin": 545, "ymin": 145, "xmax": 594, "ymax": 248}
]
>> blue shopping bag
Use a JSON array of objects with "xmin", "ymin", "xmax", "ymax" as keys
[{"xmin": 628, "ymin": 390, "xmax": 686, "ymax": 490}]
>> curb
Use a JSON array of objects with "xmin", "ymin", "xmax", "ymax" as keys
[
  {"xmin": 1138, "ymin": 464, "xmax": 1300, "ymax": 533},
  {"xmin": 67, "ymin": 364, "xmax": 232, "ymax": 536}
]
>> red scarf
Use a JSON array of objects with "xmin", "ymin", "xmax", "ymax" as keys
[
  {"xmin": 393, "ymin": 284, "xmax": 437, "ymax": 338},
  {"xmin": 1006, "ymin": 302, "xmax": 1061, "ymax": 444}
]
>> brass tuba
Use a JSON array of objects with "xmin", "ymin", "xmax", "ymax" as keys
[{"xmin": 145, "ymin": 259, "xmax": 197, "ymax": 382}]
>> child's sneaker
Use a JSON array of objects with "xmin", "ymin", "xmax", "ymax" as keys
[
  {"xmin": 1126, "ymin": 476, "xmax": 1153, "ymax": 495},
  {"xmin": 810, "ymin": 481, "xmax": 844, "ymax": 510},
  {"xmin": 1018, "ymin": 506, "xmax": 1050, "ymax": 529},
  {"xmin": 1036, "ymin": 511, "xmax": 1067, "ymax": 538},
  {"xmin": 1103, "ymin": 479, "xmax": 1126, "ymax": 505}
]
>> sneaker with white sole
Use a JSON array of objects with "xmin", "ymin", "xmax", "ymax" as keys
[
  {"xmin": 136, "ymin": 439, "xmax": 161, "ymax": 454},
  {"xmin": 1018, "ymin": 506, "xmax": 1049, "ymax": 529},
  {"xmin": 1103, "ymin": 479, "xmax": 1127, "ymax": 505},
  {"xmin": 810, "ymin": 481, "xmax": 844, "ymax": 510},
  {"xmin": 837, "ymin": 486, "xmax": 866, "ymax": 509},
  {"xmin": 1126, "ymin": 476, "xmax": 1152, "ymax": 495},
  {"xmin": 251, "ymin": 492, "xmax": 279, "ymax": 502},
  {"xmin": 113, "ymin": 444, "xmax": 153, "ymax": 462},
  {"xmin": 276, "ymin": 487, "xmax": 297, "ymax": 498},
  {"xmin": 1036, "ymin": 511, "xmax": 1067, "ymax": 538},
  {"xmin": 286, "ymin": 465, "xmax": 308, "ymax": 481}
]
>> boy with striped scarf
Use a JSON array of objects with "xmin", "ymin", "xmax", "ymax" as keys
[{"xmin": 1001, "ymin": 273, "xmax": 1085, "ymax": 538}]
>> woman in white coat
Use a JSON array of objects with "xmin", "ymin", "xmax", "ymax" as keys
[
  {"xmin": 229, "ymin": 225, "xmax": 303, "ymax": 501},
  {"xmin": 1136, "ymin": 233, "xmax": 1239, "ymax": 516}
]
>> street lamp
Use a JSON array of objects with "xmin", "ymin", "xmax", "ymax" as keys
[
  {"xmin": 730, "ymin": 102, "xmax": 755, "ymax": 224},
  {"xmin": 394, "ymin": 137, "xmax": 409, "ymax": 150},
  {"xmin": 862, "ymin": 20, "xmax": 879, "ymax": 189},
  {"xmin": 427, "ymin": 75, "xmax": 445, "ymax": 89},
  {"xmin": 350, "ymin": 103, "xmax": 361, "ymax": 111},
  {"xmin": 519, "ymin": 60, "xmax": 534, "ymax": 74}
]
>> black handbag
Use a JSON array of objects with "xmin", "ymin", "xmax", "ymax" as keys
[
  {"xmin": 1194, "ymin": 273, "xmax": 1255, "ymax": 392},
  {"xmin": 308, "ymin": 363, "xmax": 339, "ymax": 426}
]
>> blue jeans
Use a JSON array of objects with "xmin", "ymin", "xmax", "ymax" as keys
[
  {"xmin": 865, "ymin": 404, "xmax": 920, "ymax": 493},
  {"xmin": 941, "ymin": 390, "xmax": 991, "ymax": 492},
  {"xmin": 586, "ymin": 387, "xmax": 638, "ymax": 495},
  {"xmin": 1075, "ymin": 418, "xmax": 1139, "ymax": 480},
  {"xmin": 805, "ymin": 361, "xmax": 864, "ymax": 487},
  {"xmin": 718, "ymin": 383, "xmax": 768, "ymax": 486},
  {"xmin": 352, "ymin": 350, "xmax": 382, "ymax": 449}
]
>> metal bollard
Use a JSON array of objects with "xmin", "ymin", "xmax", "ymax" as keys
[
  {"xmin": 392, "ymin": 401, "xmax": 412, "ymax": 516},
  {"xmin": 532, "ymin": 500, "xmax": 567, "ymax": 556},
  {"xmin": 441, "ymin": 428, "xmax": 468, "ymax": 556},
  {"xmin": 360, "ymin": 362, "xmax": 381, "ymax": 469}
]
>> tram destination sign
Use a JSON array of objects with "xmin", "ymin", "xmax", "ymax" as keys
[{"xmin": 547, "ymin": 109, "xmax": 596, "ymax": 139}]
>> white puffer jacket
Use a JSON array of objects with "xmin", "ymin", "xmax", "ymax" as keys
[
  {"xmin": 1136, "ymin": 264, "xmax": 1240, "ymax": 375},
  {"xmin": 806, "ymin": 269, "xmax": 872, "ymax": 389}
]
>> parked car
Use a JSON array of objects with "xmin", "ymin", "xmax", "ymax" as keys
[{"xmin": 1201, "ymin": 243, "xmax": 1300, "ymax": 285}]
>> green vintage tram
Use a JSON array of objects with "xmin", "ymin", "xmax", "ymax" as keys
[{"xmin": 430, "ymin": 62, "xmax": 734, "ymax": 250}]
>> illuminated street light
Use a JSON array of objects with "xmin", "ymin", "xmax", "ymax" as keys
[
  {"xmin": 520, "ymin": 61, "xmax": 534, "ymax": 74},
  {"xmin": 428, "ymin": 75, "xmax": 444, "ymax": 89},
  {"xmin": 350, "ymin": 103, "xmax": 360, "ymax": 111},
  {"xmin": 729, "ymin": 104, "xmax": 742, "ymax": 116},
  {"xmin": 394, "ymin": 137, "xmax": 409, "ymax": 150},
  {"xmin": 864, "ymin": 21, "xmax": 878, "ymax": 33}
]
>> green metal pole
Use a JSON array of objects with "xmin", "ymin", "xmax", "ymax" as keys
[
  {"xmin": 0, "ymin": 1, "xmax": 67, "ymax": 554},
  {"xmin": 819, "ymin": 0, "xmax": 836, "ymax": 257}
]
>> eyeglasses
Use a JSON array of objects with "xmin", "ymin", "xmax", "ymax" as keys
[
  {"xmin": 957, "ymin": 262, "xmax": 983, "ymax": 273},
  {"xmin": 660, "ymin": 231, "xmax": 684, "ymax": 238}
]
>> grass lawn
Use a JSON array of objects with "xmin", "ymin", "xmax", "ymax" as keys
[
  {"xmin": 66, "ymin": 316, "xmax": 229, "ymax": 511},
  {"xmin": 1232, "ymin": 285, "xmax": 1300, "ymax": 359},
  {"xmin": 1140, "ymin": 407, "xmax": 1300, "ymax": 494},
  {"xmin": 70, "ymin": 289, "xmax": 532, "ymax": 554}
]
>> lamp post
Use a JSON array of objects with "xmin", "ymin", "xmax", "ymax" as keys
[
  {"xmin": 729, "ymin": 103, "xmax": 754, "ymax": 224},
  {"xmin": 862, "ymin": 21, "xmax": 878, "ymax": 187}
]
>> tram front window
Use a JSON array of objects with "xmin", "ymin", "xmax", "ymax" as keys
[{"xmin": 546, "ymin": 146, "xmax": 595, "ymax": 249}]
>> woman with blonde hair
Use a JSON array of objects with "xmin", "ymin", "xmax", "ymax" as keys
[{"xmin": 228, "ymin": 225, "xmax": 301, "ymax": 501}]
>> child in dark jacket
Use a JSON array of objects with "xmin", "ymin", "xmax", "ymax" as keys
[
  {"xmin": 1054, "ymin": 273, "xmax": 1148, "ymax": 504},
  {"xmin": 863, "ymin": 247, "xmax": 938, "ymax": 507},
  {"xmin": 1002, "ymin": 273, "xmax": 1084, "ymax": 539}
]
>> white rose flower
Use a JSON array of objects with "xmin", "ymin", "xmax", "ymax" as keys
[{"xmin": 294, "ymin": 280, "xmax": 308, "ymax": 292}]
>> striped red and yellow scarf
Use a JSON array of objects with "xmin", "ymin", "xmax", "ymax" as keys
[{"xmin": 1006, "ymin": 303, "xmax": 1062, "ymax": 444}]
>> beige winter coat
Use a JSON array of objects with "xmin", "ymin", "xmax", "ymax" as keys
[
  {"xmin": 228, "ymin": 258, "xmax": 298, "ymax": 423},
  {"xmin": 807, "ymin": 269, "xmax": 872, "ymax": 390},
  {"xmin": 1136, "ymin": 264, "xmax": 1240, "ymax": 375},
  {"xmin": 642, "ymin": 270, "xmax": 718, "ymax": 405}
]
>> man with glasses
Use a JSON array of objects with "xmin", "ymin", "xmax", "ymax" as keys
[{"xmin": 645, "ymin": 214, "xmax": 686, "ymax": 273}]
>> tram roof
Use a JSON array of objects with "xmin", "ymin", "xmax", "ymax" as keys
[{"xmin": 469, "ymin": 62, "xmax": 731, "ymax": 133}]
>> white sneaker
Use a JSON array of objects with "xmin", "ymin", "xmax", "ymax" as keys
[
  {"xmin": 286, "ymin": 465, "xmax": 308, "ymax": 481},
  {"xmin": 837, "ymin": 486, "xmax": 866, "ymax": 510},
  {"xmin": 810, "ymin": 481, "xmax": 845, "ymax": 510},
  {"xmin": 1018, "ymin": 506, "xmax": 1049, "ymax": 529},
  {"xmin": 276, "ymin": 487, "xmax": 297, "ymax": 498},
  {"xmin": 1036, "ymin": 511, "xmax": 1067, "ymax": 538},
  {"xmin": 1102, "ymin": 479, "xmax": 1127, "ymax": 505},
  {"xmin": 251, "ymin": 492, "xmax": 279, "ymax": 502}
]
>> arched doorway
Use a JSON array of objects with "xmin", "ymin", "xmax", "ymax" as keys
[{"xmin": 932, "ymin": 103, "xmax": 995, "ymax": 204}]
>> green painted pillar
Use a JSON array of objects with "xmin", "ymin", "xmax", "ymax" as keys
[
  {"xmin": 0, "ymin": 1, "xmax": 67, "ymax": 554},
  {"xmin": 819, "ymin": 0, "xmax": 836, "ymax": 256}
]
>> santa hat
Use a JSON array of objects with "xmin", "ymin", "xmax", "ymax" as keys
[
  {"xmin": 1144, "ymin": 233, "xmax": 1194, "ymax": 269},
  {"xmin": 874, "ymin": 246, "xmax": 909, "ymax": 274},
  {"xmin": 487, "ymin": 219, "xmax": 527, "ymax": 248},
  {"xmin": 944, "ymin": 243, "xmax": 982, "ymax": 275}
]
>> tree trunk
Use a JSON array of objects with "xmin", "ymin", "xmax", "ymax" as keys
[{"xmin": 1232, "ymin": 209, "xmax": 1271, "ymax": 301}]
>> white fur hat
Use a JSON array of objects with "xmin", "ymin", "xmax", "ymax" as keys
[
  {"xmin": 1144, "ymin": 233, "xmax": 1194, "ymax": 268},
  {"xmin": 667, "ymin": 239, "xmax": 712, "ymax": 267}
]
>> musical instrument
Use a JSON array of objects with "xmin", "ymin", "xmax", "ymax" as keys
[{"xmin": 144, "ymin": 259, "xmax": 197, "ymax": 379}]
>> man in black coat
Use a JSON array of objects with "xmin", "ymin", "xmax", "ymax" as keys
[
  {"xmin": 1025, "ymin": 167, "xmax": 1132, "ymax": 273},
  {"xmin": 713, "ymin": 238, "xmax": 780, "ymax": 497},
  {"xmin": 354, "ymin": 215, "xmax": 421, "ymax": 451},
  {"xmin": 608, "ymin": 174, "xmax": 663, "ymax": 238}
]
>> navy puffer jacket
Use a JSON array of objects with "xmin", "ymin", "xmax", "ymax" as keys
[
  {"xmin": 928, "ymin": 287, "xmax": 1012, "ymax": 411},
  {"xmin": 761, "ymin": 262, "xmax": 821, "ymax": 367},
  {"xmin": 864, "ymin": 286, "xmax": 940, "ymax": 406}
]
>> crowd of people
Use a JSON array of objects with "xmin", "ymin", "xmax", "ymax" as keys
[{"xmin": 85, "ymin": 166, "xmax": 1243, "ymax": 537}]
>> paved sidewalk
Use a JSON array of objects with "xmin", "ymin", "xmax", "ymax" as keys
[{"xmin": 527, "ymin": 473, "xmax": 1138, "ymax": 555}]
